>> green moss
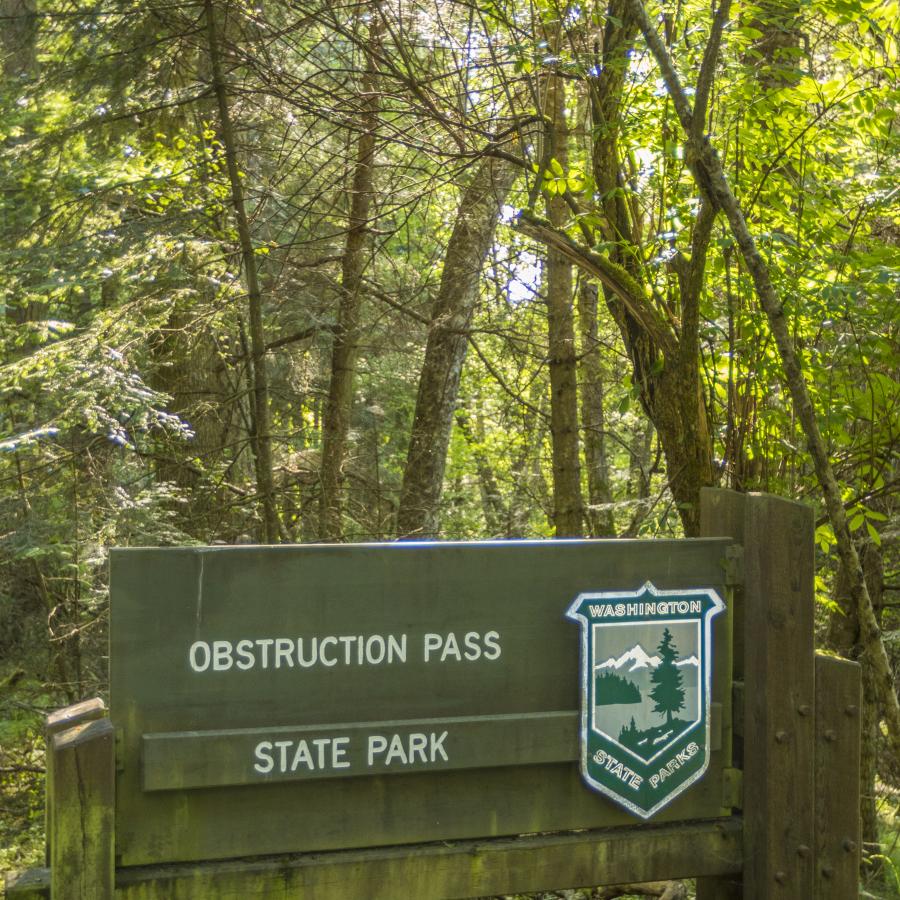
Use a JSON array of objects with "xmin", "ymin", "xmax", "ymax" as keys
[{"xmin": 0, "ymin": 673, "xmax": 47, "ymax": 872}]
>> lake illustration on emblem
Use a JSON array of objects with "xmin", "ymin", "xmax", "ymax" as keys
[{"xmin": 590, "ymin": 620, "xmax": 701, "ymax": 764}]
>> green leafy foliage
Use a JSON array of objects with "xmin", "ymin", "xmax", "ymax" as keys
[{"xmin": 0, "ymin": 0, "xmax": 897, "ymax": 885}]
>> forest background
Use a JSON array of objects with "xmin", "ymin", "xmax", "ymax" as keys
[{"xmin": 0, "ymin": 0, "xmax": 897, "ymax": 894}]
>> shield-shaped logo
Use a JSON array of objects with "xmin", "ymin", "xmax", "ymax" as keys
[{"xmin": 566, "ymin": 582, "xmax": 725, "ymax": 818}]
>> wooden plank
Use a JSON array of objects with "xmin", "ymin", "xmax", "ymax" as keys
[
  {"xmin": 46, "ymin": 697, "xmax": 107, "ymax": 734},
  {"xmin": 814, "ymin": 654, "xmax": 862, "ymax": 897},
  {"xmin": 696, "ymin": 489, "xmax": 743, "ymax": 900},
  {"xmin": 699, "ymin": 488, "xmax": 746, "ymax": 681},
  {"xmin": 142, "ymin": 711, "xmax": 578, "ymax": 790},
  {"xmin": 731, "ymin": 681, "xmax": 744, "ymax": 739},
  {"xmin": 694, "ymin": 875, "xmax": 742, "ymax": 900},
  {"xmin": 741, "ymin": 492, "xmax": 816, "ymax": 897},
  {"xmin": 44, "ymin": 698, "xmax": 107, "ymax": 866},
  {"xmin": 143, "ymin": 706, "xmax": 724, "ymax": 792},
  {"xmin": 115, "ymin": 818, "xmax": 741, "ymax": 899},
  {"xmin": 111, "ymin": 539, "xmax": 733, "ymax": 865},
  {"xmin": 50, "ymin": 718, "xmax": 115, "ymax": 900},
  {"xmin": 4, "ymin": 820, "xmax": 741, "ymax": 899},
  {"xmin": 4, "ymin": 868, "xmax": 49, "ymax": 900}
]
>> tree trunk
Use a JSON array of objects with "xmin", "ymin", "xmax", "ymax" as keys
[
  {"xmin": 396, "ymin": 157, "xmax": 516, "ymax": 538},
  {"xmin": 589, "ymin": 0, "xmax": 712, "ymax": 535},
  {"xmin": 544, "ymin": 60, "xmax": 584, "ymax": 538},
  {"xmin": 318, "ymin": 5, "xmax": 380, "ymax": 541},
  {"xmin": 205, "ymin": 0, "xmax": 279, "ymax": 543},
  {"xmin": 506, "ymin": 381, "xmax": 547, "ymax": 538},
  {"xmin": 0, "ymin": 0, "xmax": 37, "ymax": 80},
  {"xmin": 1, "ymin": 0, "xmax": 41, "ymax": 325},
  {"xmin": 625, "ymin": 0, "xmax": 900, "ymax": 761},
  {"xmin": 574, "ymin": 82, "xmax": 616, "ymax": 538},
  {"xmin": 455, "ymin": 406, "xmax": 505, "ymax": 537},
  {"xmin": 577, "ymin": 280, "xmax": 616, "ymax": 537},
  {"xmin": 826, "ymin": 541, "xmax": 885, "ymax": 860}
]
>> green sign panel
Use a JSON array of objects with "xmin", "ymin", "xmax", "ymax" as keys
[
  {"xmin": 110, "ymin": 541, "xmax": 732, "ymax": 865},
  {"xmin": 566, "ymin": 582, "xmax": 725, "ymax": 818}
]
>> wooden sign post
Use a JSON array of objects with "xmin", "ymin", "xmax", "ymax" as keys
[{"xmin": 4, "ymin": 490, "xmax": 862, "ymax": 900}]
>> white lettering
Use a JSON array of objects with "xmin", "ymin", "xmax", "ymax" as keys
[
  {"xmin": 650, "ymin": 742, "xmax": 700, "ymax": 789},
  {"xmin": 313, "ymin": 738, "xmax": 331, "ymax": 768},
  {"xmin": 388, "ymin": 633, "xmax": 406, "ymax": 663},
  {"xmin": 212, "ymin": 640, "xmax": 233, "ymax": 671},
  {"xmin": 189, "ymin": 641, "xmax": 210, "ymax": 672},
  {"xmin": 339, "ymin": 635, "xmax": 356, "ymax": 665},
  {"xmin": 368, "ymin": 734, "xmax": 388, "ymax": 765},
  {"xmin": 275, "ymin": 638, "xmax": 294, "ymax": 669},
  {"xmin": 236, "ymin": 639, "xmax": 254, "ymax": 670},
  {"xmin": 440, "ymin": 632, "xmax": 461, "ymax": 662},
  {"xmin": 253, "ymin": 741, "xmax": 274, "ymax": 774},
  {"xmin": 408, "ymin": 732, "xmax": 428, "ymax": 763},
  {"xmin": 332, "ymin": 737, "xmax": 350, "ymax": 769},
  {"xmin": 423, "ymin": 633, "xmax": 442, "ymax": 662},
  {"xmin": 385, "ymin": 733, "xmax": 408, "ymax": 765},
  {"xmin": 290, "ymin": 740, "xmax": 314, "ymax": 771},
  {"xmin": 319, "ymin": 636, "xmax": 338, "ymax": 666},
  {"xmin": 189, "ymin": 631, "xmax": 484, "ymax": 672},
  {"xmin": 366, "ymin": 635, "xmax": 385, "ymax": 665},
  {"xmin": 255, "ymin": 638, "xmax": 273, "ymax": 668},
  {"xmin": 592, "ymin": 748, "xmax": 641, "ymax": 790},
  {"xmin": 275, "ymin": 740, "xmax": 292, "ymax": 772},
  {"xmin": 430, "ymin": 730, "xmax": 449, "ymax": 762},
  {"xmin": 297, "ymin": 637, "xmax": 316, "ymax": 668}
]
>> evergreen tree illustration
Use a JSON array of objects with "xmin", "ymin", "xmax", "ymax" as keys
[{"xmin": 649, "ymin": 628, "xmax": 685, "ymax": 725}]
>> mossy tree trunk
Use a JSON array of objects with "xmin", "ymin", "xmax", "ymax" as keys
[
  {"xmin": 318, "ymin": 3, "xmax": 381, "ymax": 541},
  {"xmin": 205, "ymin": 0, "xmax": 280, "ymax": 542},
  {"xmin": 396, "ymin": 157, "xmax": 516, "ymax": 538},
  {"xmin": 544, "ymin": 48, "xmax": 584, "ymax": 538}
]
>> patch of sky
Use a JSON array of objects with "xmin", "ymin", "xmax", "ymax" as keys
[
  {"xmin": 494, "ymin": 239, "xmax": 541, "ymax": 306},
  {"xmin": 508, "ymin": 254, "xmax": 540, "ymax": 305},
  {"xmin": 651, "ymin": 247, "xmax": 679, "ymax": 266}
]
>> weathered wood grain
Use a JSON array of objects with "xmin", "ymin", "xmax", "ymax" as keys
[
  {"xmin": 694, "ymin": 875, "xmax": 742, "ymax": 900},
  {"xmin": 110, "ymin": 539, "xmax": 733, "ymax": 865},
  {"xmin": 814, "ymin": 653, "xmax": 862, "ymax": 897},
  {"xmin": 5, "ymin": 819, "xmax": 743, "ymax": 900},
  {"xmin": 695, "ymin": 489, "xmax": 743, "ymax": 900},
  {"xmin": 44, "ymin": 697, "xmax": 107, "ymax": 866},
  {"xmin": 4, "ymin": 868, "xmax": 50, "ymax": 900},
  {"xmin": 142, "ymin": 707, "xmax": 725, "ymax": 792},
  {"xmin": 742, "ymin": 492, "xmax": 816, "ymax": 897},
  {"xmin": 699, "ymin": 488, "xmax": 745, "ymax": 682},
  {"xmin": 142, "ymin": 711, "xmax": 579, "ymax": 790},
  {"xmin": 49, "ymin": 717, "xmax": 115, "ymax": 900}
]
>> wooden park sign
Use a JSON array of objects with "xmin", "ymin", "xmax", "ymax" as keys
[{"xmin": 5, "ymin": 490, "xmax": 864, "ymax": 899}]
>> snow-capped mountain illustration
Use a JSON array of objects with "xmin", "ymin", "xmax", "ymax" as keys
[
  {"xmin": 595, "ymin": 645, "xmax": 700, "ymax": 672},
  {"xmin": 595, "ymin": 644, "xmax": 661, "ymax": 672},
  {"xmin": 675, "ymin": 655, "xmax": 699, "ymax": 668}
]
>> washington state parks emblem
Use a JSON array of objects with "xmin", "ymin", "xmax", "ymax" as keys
[{"xmin": 566, "ymin": 582, "xmax": 725, "ymax": 818}]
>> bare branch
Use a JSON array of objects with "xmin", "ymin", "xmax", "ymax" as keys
[
  {"xmin": 514, "ymin": 210, "xmax": 678, "ymax": 357},
  {"xmin": 692, "ymin": 0, "xmax": 733, "ymax": 140}
]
